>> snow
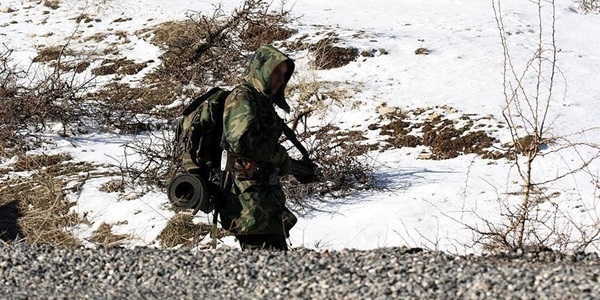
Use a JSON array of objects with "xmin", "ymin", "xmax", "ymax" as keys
[{"xmin": 2, "ymin": 0, "xmax": 600, "ymax": 253}]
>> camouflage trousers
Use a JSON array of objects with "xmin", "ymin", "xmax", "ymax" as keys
[{"xmin": 220, "ymin": 182, "xmax": 297, "ymax": 237}]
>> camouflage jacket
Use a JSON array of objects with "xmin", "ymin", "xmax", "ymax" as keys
[
  {"xmin": 220, "ymin": 45, "xmax": 298, "ymax": 236},
  {"xmin": 222, "ymin": 45, "xmax": 295, "ymax": 192}
]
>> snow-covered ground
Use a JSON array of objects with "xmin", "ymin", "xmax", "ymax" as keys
[{"xmin": 1, "ymin": 0, "xmax": 599, "ymax": 253}]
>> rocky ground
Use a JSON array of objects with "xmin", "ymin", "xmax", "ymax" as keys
[{"xmin": 1, "ymin": 244, "xmax": 599, "ymax": 299}]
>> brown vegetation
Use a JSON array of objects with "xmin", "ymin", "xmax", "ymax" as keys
[
  {"xmin": 91, "ymin": 58, "xmax": 147, "ymax": 76},
  {"xmin": 89, "ymin": 223, "xmax": 130, "ymax": 246},
  {"xmin": 159, "ymin": 214, "xmax": 229, "ymax": 248},
  {"xmin": 43, "ymin": 0, "xmax": 60, "ymax": 10},
  {"xmin": 0, "ymin": 152, "xmax": 118, "ymax": 246},
  {"xmin": 373, "ymin": 106, "xmax": 505, "ymax": 160},
  {"xmin": 312, "ymin": 39, "xmax": 358, "ymax": 70}
]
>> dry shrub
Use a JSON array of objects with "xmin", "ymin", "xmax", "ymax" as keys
[
  {"xmin": 283, "ymin": 124, "xmax": 379, "ymax": 211},
  {"xmin": 89, "ymin": 223, "xmax": 130, "ymax": 246},
  {"xmin": 119, "ymin": 132, "xmax": 179, "ymax": 189},
  {"xmin": 1, "ymin": 45, "xmax": 97, "ymax": 147},
  {"xmin": 159, "ymin": 214, "xmax": 228, "ymax": 248},
  {"xmin": 580, "ymin": 0, "xmax": 599, "ymax": 13},
  {"xmin": 87, "ymin": 82, "xmax": 180, "ymax": 132},
  {"xmin": 311, "ymin": 39, "xmax": 359, "ymax": 70},
  {"xmin": 143, "ymin": 0, "xmax": 295, "ymax": 87},
  {"xmin": 239, "ymin": 11, "xmax": 297, "ymax": 51}
]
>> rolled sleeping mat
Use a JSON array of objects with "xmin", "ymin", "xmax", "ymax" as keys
[{"xmin": 167, "ymin": 173, "xmax": 210, "ymax": 213}]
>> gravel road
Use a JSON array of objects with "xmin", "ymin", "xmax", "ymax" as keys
[{"xmin": 1, "ymin": 244, "xmax": 599, "ymax": 299}]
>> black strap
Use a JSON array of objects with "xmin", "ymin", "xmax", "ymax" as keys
[{"xmin": 280, "ymin": 118, "xmax": 310, "ymax": 161}]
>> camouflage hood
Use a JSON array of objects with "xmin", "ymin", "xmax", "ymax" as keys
[{"xmin": 244, "ymin": 45, "xmax": 295, "ymax": 112}]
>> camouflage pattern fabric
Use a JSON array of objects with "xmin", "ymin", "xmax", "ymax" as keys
[{"xmin": 221, "ymin": 45, "xmax": 297, "ymax": 236}]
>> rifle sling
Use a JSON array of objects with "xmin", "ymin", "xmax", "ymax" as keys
[{"xmin": 280, "ymin": 119, "xmax": 310, "ymax": 161}]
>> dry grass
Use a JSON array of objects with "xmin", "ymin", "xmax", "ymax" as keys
[
  {"xmin": 13, "ymin": 153, "xmax": 72, "ymax": 172},
  {"xmin": 375, "ymin": 106, "xmax": 505, "ymax": 160},
  {"xmin": 159, "ymin": 214, "xmax": 229, "ymax": 248},
  {"xmin": 49, "ymin": 60, "xmax": 90, "ymax": 73},
  {"xmin": 89, "ymin": 223, "xmax": 130, "ymax": 246},
  {"xmin": 0, "ymin": 153, "xmax": 114, "ymax": 246},
  {"xmin": 283, "ymin": 34, "xmax": 361, "ymax": 69},
  {"xmin": 99, "ymin": 179, "xmax": 126, "ymax": 193},
  {"xmin": 0, "ymin": 173, "xmax": 81, "ymax": 247},
  {"xmin": 311, "ymin": 39, "xmax": 359, "ymax": 70},
  {"xmin": 415, "ymin": 47, "xmax": 431, "ymax": 55},
  {"xmin": 91, "ymin": 58, "xmax": 147, "ymax": 76},
  {"xmin": 33, "ymin": 45, "xmax": 73, "ymax": 63},
  {"xmin": 43, "ymin": 0, "xmax": 60, "ymax": 9},
  {"xmin": 73, "ymin": 13, "xmax": 95, "ymax": 24}
]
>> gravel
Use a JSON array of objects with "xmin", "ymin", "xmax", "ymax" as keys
[{"xmin": 1, "ymin": 244, "xmax": 600, "ymax": 299}]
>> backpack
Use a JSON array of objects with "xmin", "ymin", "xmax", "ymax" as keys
[
  {"xmin": 174, "ymin": 87, "xmax": 231, "ymax": 173},
  {"xmin": 169, "ymin": 87, "xmax": 230, "ymax": 215}
]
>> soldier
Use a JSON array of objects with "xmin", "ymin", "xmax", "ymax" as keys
[{"xmin": 220, "ymin": 45, "xmax": 297, "ymax": 251}]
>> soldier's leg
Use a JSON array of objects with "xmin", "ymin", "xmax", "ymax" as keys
[{"xmin": 237, "ymin": 234, "xmax": 288, "ymax": 251}]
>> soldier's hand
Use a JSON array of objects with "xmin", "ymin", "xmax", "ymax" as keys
[{"xmin": 278, "ymin": 155, "xmax": 291, "ymax": 176}]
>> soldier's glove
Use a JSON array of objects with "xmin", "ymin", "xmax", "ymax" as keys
[
  {"xmin": 278, "ymin": 155, "xmax": 291, "ymax": 176},
  {"xmin": 290, "ymin": 159, "xmax": 321, "ymax": 184}
]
